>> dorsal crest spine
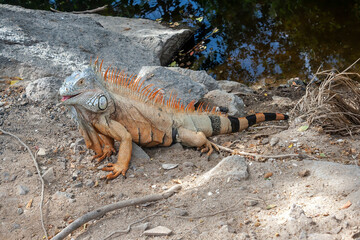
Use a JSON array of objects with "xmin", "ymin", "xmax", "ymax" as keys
[{"xmin": 91, "ymin": 58, "xmax": 223, "ymax": 116}]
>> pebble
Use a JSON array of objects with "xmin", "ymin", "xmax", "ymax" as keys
[
  {"xmin": 52, "ymin": 191, "xmax": 74, "ymax": 200},
  {"xmin": 17, "ymin": 208, "xmax": 24, "ymax": 215},
  {"xmin": 144, "ymin": 226, "xmax": 172, "ymax": 236},
  {"xmin": 37, "ymin": 148, "xmax": 46, "ymax": 156},
  {"xmin": 162, "ymin": 163, "xmax": 178, "ymax": 170},
  {"xmin": 42, "ymin": 167, "xmax": 56, "ymax": 183},
  {"xmin": 2, "ymin": 172, "xmax": 10, "ymax": 181},
  {"xmin": 133, "ymin": 222, "xmax": 150, "ymax": 231},
  {"xmin": 183, "ymin": 162, "xmax": 195, "ymax": 168},
  {"xmin": 269, "ymin": 137, "xmax": 279, "ymax": 146},
  {"xmin": 18, "ymin": 185, "xmax": 29, "ymax": 195},
  {"xmin": 85, "ymin": 179, "xmax": 95, "ymax": 187},
  {"xmin": 174, "ymin": 208, "xmax": 188, "ymax": 216},
  {"xmin": 298, "ymin": 169, "xmax": 310, "ymax": 177},
  {"xmin": 245, "ymin": 200, "xmax": 258, "ymax": 206},
  {"xmin": 25, "ymin": 170, "xmax": 33, "ymax": 177},
  {"xmin": 12, "ymin": 223, "xmax": 21, "ymax": 230},
  {"xmin": 72, "ymin": 182, "xmax": 83, "ymax": 188},
  {"xmin": 0, "ymin": 102, "xmax": 5, "ymax": 107},
  {"xmin": 10, "ymin": 175, "xmax": 17, "ymax": 181}
]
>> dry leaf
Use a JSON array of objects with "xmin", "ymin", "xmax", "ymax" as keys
[
  {"xmin": 26, "ymin": 198, "xmax": 33, "ymax": 209},
  {"xmin": 340, "ymin": 200, "xmax": 352, "ymax": 209}
]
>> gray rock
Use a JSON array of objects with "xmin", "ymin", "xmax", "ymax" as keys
[
  {"xmin": 26, "ymin": 77, "xmax": 63, "ymax": 102},
  {"xmin": 196, "ymin": 155, "xmax": 249, "ymax": 185},
  {"xmin": 12, "ymin": 223, "xmax": 20, "ymax": 230},
  {"xmin": 167, "ymin": 67, "xmax": 220, "ymax": 91},
  {"xmin": 202, "ymin": 90, "xmax": 245, "ymax": 117},
  {"xmin": 2, "ymin": 172, "xmax": 10, "ymax": 181},
  {"xmin": 244, "ymin": 200, "xmax": 258, "ymax": 206},
  {"xmin": 162, "ymin": 163, "xmax": 178, "ymax": 170},
  {"xmin": 218, "ymin": 80, "xmax": 254, "ymax": 94},
  {"xmin": 42, "ymin": 167, "xmax": 56, "ymax": 183},
  {"xmin": 0, "ymin": 4, "xmax": 191, "ymax": 80},
  {"xmin": 25, "ymin": 170, "xmax": 33, "ymax": 177},
  {"xmin": 183, "ymin": 162, "xmax": 195, "ymax": 168},
  {"xmin": 52, "ymin": 191, "xmax": 74, "ymax": 200},
  {"xmin": 272, "ymin": 95, "xmax": 293, "ymax": 107},
  {"xmin": 18, "ymin": 185, "xmax": 29, "ymax": 195},
  {"xmin": 17, "ymin": 208, "xmax": 23, "ymax": 215},
  {"xmin": 72, "ymin": 182, "xmax": 83, "ymax": 188},
  {"xmin": 144, "ymin": 226, "xmax": 172, "ymax": 236},
  {"xmin": 131, "ymin": 143, "xmax": 150, "ymax": 162},
  {"xmin": 85, "ymin": 179, "xmax": 95, "ymax": 187},
  {"xmin": 174, "ymin": 208, "xmax": 188, "ymax": 216},
  {"xmin": 137, "ymin": 66, "xmax": 207, "ymax": 105},
  {"xmin": 133, "ymin": 222, "xmax": 150, "ymax": 231},
  {"xmin": 269, "ymin": 137, "xmax": 279, "ymax": 147},
  {"xmin": 168, "ymin": 143, "xmax": 184, "ymax": 151},
  {"xmin": 10, "ymin": 175, "xmax": 17, "ymax": 181}
]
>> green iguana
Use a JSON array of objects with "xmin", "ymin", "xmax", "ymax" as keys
[{"xmin": 59, "ymin": 59, "xmax": 288, "ymax": 180}]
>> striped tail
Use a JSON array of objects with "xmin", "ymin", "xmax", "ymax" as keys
[{"xmin": 227, "ymin": 113, "xmax": 289, "ymax": 133}]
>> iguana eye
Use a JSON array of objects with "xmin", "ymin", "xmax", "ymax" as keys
[
  {"xmin": 98, "ymin": 95, "xmax": 108, "ymax": 110},
  {"xmin": 78, "ymin": 78, "xmax": 84, "ymax": 85}
]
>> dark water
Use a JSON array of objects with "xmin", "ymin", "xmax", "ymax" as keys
[{"xmin": 3, "ymin": 0, "xmax": 360, "ymax": 83}]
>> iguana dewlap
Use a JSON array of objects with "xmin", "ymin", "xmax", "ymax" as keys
[{"xmin": 59, "ymin": 59, "xmax": 288, "ymax": 180}]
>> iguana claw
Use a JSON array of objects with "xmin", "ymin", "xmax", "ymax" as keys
[
  {"xmin": 102, "ymin": 162, "xmax": 128, "ymax": 180},
  {"xmin": 92, "ymin": 145, "xmax": 116, "ymax": 163}
]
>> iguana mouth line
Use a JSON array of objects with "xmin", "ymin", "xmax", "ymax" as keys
[{"xmin": 61, "ymin": 93, "xmax": 81, "ymax": 101}]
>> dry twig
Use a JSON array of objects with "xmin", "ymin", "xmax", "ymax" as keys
[
  {"xmin": 50, "ymin": 5, "xmax": 108, "ymax": 14},
  {"xmin": 103, "ymin": 209, "xmax": 163, "ymax": 240},
  {"xmin": 0, "ymin": 128, "xmax": 48, "ymax": 239},
  {"xmin": 52, "ymin": 185, "xmax": 182, "ymax": 240}
]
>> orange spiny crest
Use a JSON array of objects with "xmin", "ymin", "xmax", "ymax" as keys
[
  {"xmin": 99, "ymin": 59, "xmax": 104, "ymax": 72},
  {"xmin": 94, "ymin": 57, "xmax": 99, "ymax": 67},
  {"xmin": 104, "ymin": 66, "xmax": 111, "ymax": 82}
]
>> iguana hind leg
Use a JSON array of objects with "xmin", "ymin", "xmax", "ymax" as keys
[
  {"xmin": 94, "ymin": 118, "xmax": 132, "ymax": 180},
  {"xmin": 177, "ymin": 128, "xmax": 219, "ymax": 156}
]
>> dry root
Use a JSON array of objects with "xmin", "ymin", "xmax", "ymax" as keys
[{"xmin": 293, "ymin": 59, "xmax": 360, "ymax": 135}]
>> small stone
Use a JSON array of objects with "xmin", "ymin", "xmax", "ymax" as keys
[
  {"xmin": 133, "ymin": 222, "xmax": 150, "ymax": 231},
  {"xmin": 333, "ymin": 212, "xmax": 345, "ymax": 221},
  {"xmin": 298, "ymin": 170, "xmax": 310, "ymax": 177},
  {"xmin": 99, "ymin": 192, "xmax": 106, "ymax": 197},
  {"xmin": 10, "ymin": 175, "xmax": 17, "ymax": 181},
  {"xmin": 12, "ymin": 223, "xmax": 21, "ymax": 230},
  {"xmin": 68, "ymin": 199, "xmax": 76, "ymax": 203},
  {"xmin": 168, "ymin": 143, "xmax": 183, "ymax": 151},
  {"xmin": 183, "ymin": 162, "xmax": 195, "ymax": 168},
  {"xmin": 85, "ymin": 180, "xmax": 95, "ymax": 187},
  {"xmin": 245, "ymin": 200, "xmax": 258, "ymax": 206},
  {"xmin": 261, "ymin": 138, "xmax": 269, "ymax": 145},
  {"xmin": 269, "ymin": 137, "xmax": 279, "ymax": 146},
  {"xmin": 174, "ymin": 208, "xmax": 188, "ymax": 216},
  {"xmin": 25, "ymin": 170, "xmax": 33, "ymax": 177},
  {"xmin": 0, "ymin": 102, "xmax": 5, "ymax": 107},
  {"xmin": 144, "ymin": 226, "xmax": 172, "ymax": 236},
  {"xmin": 72, "ymin": 182, "xmax": 83, "ymax": 188},
  {"xmin": 37, "ymin": 148, "xmax": 46, "ymax": 156},
  {"xmin": 2, "ymin": 172, "xmax": 10, "ymax": 181},
  {"xmin": 17, "ymin": 208, "xmax": 24, "ymax": 215},
  {"xmin": 18, "ymin": 185, "xmax": 29, "ymax": 195},
  {"xmin": 42, "ymin": 167, "xmax": 56, "ymax": 183},
  {"xmin": 52, "ymin": 191, "xmax": 74, "ymax": 200},
  {"xmin": 162, "ymin": 163, "xmax": 178, "ymax": 170}
]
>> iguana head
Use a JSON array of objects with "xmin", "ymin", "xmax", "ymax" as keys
[{"xmin": 59, "ymin": 67, "xmax": 113, "ymax": 113}]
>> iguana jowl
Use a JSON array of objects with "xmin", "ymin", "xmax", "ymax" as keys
[{"xmin": 59, "ymin": 59, "xmax": 289, "ymax": 180}]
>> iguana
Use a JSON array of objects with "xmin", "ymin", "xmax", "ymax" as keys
[{"xmin": 59, "ymin": 59, "xmax": 289, "ymax": 180}]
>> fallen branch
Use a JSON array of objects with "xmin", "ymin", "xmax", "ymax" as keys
[
  {"xmin": 103, "ymin": 209, "xmax": 163, "ymax": 239},
  {"xmin": 50, "ymin": 5, "xmax": 108, "ymax": 14},
  {"xmin": 52, "ymin": 185, "xmax": 182, "ymax": 240},
  {"xmin": 0, "ymin": 128, "xmax": 48, "ymax": 239},
  {"xmin": 215, "ymin": 143, "xmax": 307, "ymax": 159}
]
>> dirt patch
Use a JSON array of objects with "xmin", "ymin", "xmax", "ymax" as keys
[{"xmin": 0, "ymin": 83, "xmax": 359, "ymax": 240}]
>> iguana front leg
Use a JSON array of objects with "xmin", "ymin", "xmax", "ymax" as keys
[
  {"xmin": 93, "ymin": 118, "xmax": 132, "ymax": 180},
  {"xmin": 78, "ymin": 122, "xmax": 103, "ymax": 157},
  {"xmin": 92, "ymin": 133, "xmax": 116, "ymax": 163},
  {"xmin": 177, "ymin": 128, "xmax": 219, "ymax": 155}
]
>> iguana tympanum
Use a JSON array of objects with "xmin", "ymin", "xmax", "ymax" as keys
[{"xmin": 59, "ymin": 59, "xmax": 288, "ymax": 180}]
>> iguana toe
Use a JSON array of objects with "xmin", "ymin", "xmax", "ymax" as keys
[{"xmin": 102, "ymin": 163, "xmax": 128, "ymax": 180}]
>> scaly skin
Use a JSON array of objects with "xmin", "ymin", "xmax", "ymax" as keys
[{"xmin": 59, "ymin": 60, "xmax": 289, "ymax": 180}]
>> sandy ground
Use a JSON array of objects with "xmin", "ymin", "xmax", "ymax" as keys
[{"xmin": 0, "ymin": 83, "xmax": 359, "ymax": 240}]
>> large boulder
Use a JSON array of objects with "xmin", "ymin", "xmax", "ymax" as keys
[{"xmin": 0, "ymin": 4, "xmax": 192, "ymax": 80}]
